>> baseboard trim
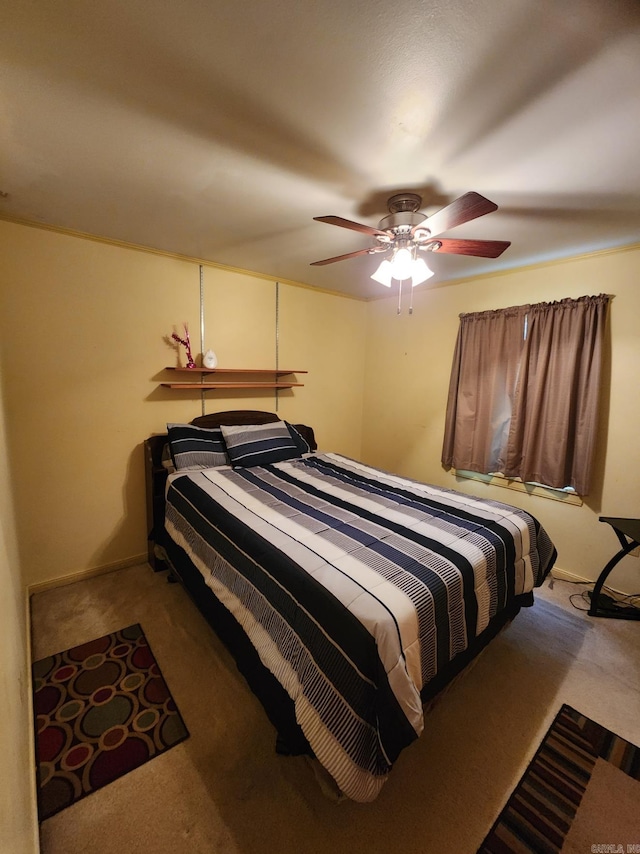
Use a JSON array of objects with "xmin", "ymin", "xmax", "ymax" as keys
[
  {"xmin": 550, "ymin": 566, "xmax": 591, "ymax": 585},
  {"xmin": 25, "ymin": 590, "xmax": 41, "ymax": 853},
  {"xmin": 550, "ymin": 565, "xmax": 640, "ymax": 605},
  {"xmin": 28, "ymin": 553, "xmax": 148, "ymax": 596}
]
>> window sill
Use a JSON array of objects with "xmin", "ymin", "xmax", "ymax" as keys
[{"xmin": 453, "ymin": 470, "xmax": 583, "ymax": 506}]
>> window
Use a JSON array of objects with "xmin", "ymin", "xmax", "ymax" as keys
[
  {"xmin": 441, "ymin": 294, "xmax": 610, "ymax": 496},
  {"xmin": 454, "ymin": 469, "xmax": 583, "ymax": 506}
]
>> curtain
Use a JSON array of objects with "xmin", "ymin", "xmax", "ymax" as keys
[
  {"xmin": 441, "ymin": 294, "xmax": 610, "ymax": 495},
  {"xmin": 442, "ymin": 304, "xmax": 528, "ymax": 474},
  {"xmin": 504, "ymin": 294, "xmax": 610, "ymax": 495}
]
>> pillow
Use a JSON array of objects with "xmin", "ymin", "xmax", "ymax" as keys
[
  {"xmin": 221, "ymin": 421, "xmax": 300, "ymax": 467},
  {"xmin": 285, "ymin": 421, "xmax": 311, "ymax": 455},
  {"xmin": 166, "ymin": 423, "xmax": 230, "ymax": 471}
]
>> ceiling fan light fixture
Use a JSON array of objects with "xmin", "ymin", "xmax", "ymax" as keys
[
  {"xmin": 411, "ymin": 257, "xmax": 434, "ymax": 287},
  {"xmin": 389, "ymin": 246, "xmax": 414, "ymax": 280},
  {"xmin": 370, "ymin": 259, "xmax": 394, "ymax": 286},
  {"xmin": 371, "ymin": 252, "xmax": 433, "ymax": 288}
]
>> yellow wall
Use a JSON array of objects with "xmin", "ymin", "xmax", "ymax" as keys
[
  {"xmin": 363, "ymin": 245, "xmax": 640, "ymax": 592},
  {"xmin": 0, "ymin": 220, "xmax": 367, "ymax": 589},
  {"xmin": 200, "ymin": 271, "xmax": 366, "ymax": 457},
  {"xmin": 276, "ymin": 281, "xmax": 366, "ymax": 457},
  {"xmin": 0, "ymin": 362, "xmax": 39, "ymax": 853}
]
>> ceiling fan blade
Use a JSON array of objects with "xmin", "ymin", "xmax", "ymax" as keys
[
  {"xmin": 419, "ymin": 192, "xmax": 499, "ymax": 238},
  {"xmin": 314, "ymin": 215, "xmax": 389, "ymax": 238},
  {"xmin": 310, "ymin": 248, "xmax": 380, "ymax": 266},
  {"xmin": 429, "ymin": 238, "xmax": 511, "ymax": 258}
]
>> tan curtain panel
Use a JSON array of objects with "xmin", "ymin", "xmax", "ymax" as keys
[
  {"xmin": 441, "ymin": 304, "xmax": 528, "ymax": 474},
  {"xmin": 442, "ymin": 294, "xmax": 610, "ymax": 495},
  {"xmin": 504, "ymin": 294, "xmax": 610, "ymax": 495}
]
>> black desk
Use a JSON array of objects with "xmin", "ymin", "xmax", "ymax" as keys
[{"xmin": 588, "ymin": 517, "xmax": 640, "ymax": 620}]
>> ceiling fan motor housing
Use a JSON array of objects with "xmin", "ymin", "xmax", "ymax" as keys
[
  {"xmin": 378, "ymin": 210, "xmax": 427, "ymax": 235},
  {"xmin": 377, "ymin": 192, "xmax": 427, "ymax": 240},
  {"xmin": 387, "ymin": 192, "xmax": 422, "ymax": 213}
]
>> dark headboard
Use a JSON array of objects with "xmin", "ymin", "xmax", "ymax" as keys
[{"xmin": 191, "ymin": 410, "xmax": 317, "ymax": 452}]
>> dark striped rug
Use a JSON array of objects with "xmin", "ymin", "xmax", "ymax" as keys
[
  {"xmin": 32, "ymin": 624, "xmax": 189, "ymax": 820},
  {"xmin": 478, "ymin": 704, "xmax": 640, "ymax": 853}
]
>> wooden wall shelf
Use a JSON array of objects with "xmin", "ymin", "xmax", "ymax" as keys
[
  {"xmin": 161, "ymin": 367, "xmax": 306, "ymax": 391},
  {"xmin": 162, "ymin": 382, "xmax": 304, "ymax": 389},
  {"xmin": 165, "ymin": 367, "xmax": 307, "ymax": 375}
]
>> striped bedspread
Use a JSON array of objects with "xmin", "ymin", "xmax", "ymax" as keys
[{"xmin": 164, "ymin": 452, "xmax": 556, "ymax": 802}]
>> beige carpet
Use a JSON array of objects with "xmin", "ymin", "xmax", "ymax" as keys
[
  {"xmin": 477, "ymin": 703, "xmax": 640, "ymax": 852},
  {"xmin": 30, "ymin": 567, "xmax": 640, "ymax": 854},
  {"xmin": 564, "ymin": 758, "xmax": 640, "ymax": 852}
]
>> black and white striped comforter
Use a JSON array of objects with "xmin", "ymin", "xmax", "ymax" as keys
[{"xmin": 164, "ymin": 453, "xmax": 556, "ymax": 802}]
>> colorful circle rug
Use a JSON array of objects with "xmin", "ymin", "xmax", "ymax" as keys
[{"xmin": 32, "ymin": 623, "xmax": 189, "ymax": 820}]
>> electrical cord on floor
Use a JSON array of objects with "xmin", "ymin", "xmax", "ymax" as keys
[
  {"xmin": 549, "ymin": 574, "xmax": 640, "ymax": 613},
  {"xmin": 580, "ymin": 589, "xmax": 640, "ymax": 613},
  {"xmin": 570, "ymin": 589, "xmax": 592, "ymax": 612}
]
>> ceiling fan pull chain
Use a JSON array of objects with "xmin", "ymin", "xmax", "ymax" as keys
[{"xmin": 397, "ymin": 279, "xmax": 402, "ymax": 315}]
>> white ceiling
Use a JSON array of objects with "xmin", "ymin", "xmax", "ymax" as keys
[{"xmin": 1, "ymin": 0, "xmax": 639, "ymax": 299}]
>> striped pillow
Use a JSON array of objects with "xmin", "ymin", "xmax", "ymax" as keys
[
  {"xmin": 167, "ymin": 424, "xmax": 230, "ymax": 471},
  {"xmin": 285, "ymin": 422, "xmax": 311, "ymax": 455},
  {"xmin": 221, "ymin": 421, "xmax": 300, "ymax": 467}
]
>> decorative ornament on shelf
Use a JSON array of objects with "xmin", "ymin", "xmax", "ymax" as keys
[
  {"xmin": 170, "ymin": 323, "xmax": 197, "ymax": 368},
  {"xmin": 203, "ymin": 349, "xmax": 218, "ymax": 369}
]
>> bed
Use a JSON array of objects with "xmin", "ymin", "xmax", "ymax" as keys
[{"xmin": 145, "ymin": 410, "xmax": 557, "ymax": 803}]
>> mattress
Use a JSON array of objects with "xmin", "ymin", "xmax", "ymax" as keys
[{"xmin": 164, "ymin": 452, "xmax": 556, "ymax": 801}]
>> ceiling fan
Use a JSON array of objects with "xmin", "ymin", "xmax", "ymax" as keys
[{"xmin": 311, "ymin": 191, "xmax": 510, "ymax": 311}]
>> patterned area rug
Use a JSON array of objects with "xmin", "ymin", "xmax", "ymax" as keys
[
  {"xmin": 478, "ymin": 704, "xmax": 640, "ymax": 853},
  {"xmin": 32, "ymin": 623, "xmax": 189, "ymax": 820}
]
